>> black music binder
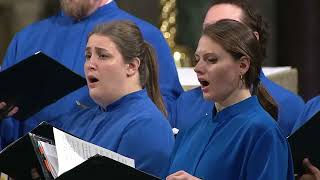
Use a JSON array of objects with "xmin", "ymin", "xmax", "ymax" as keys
[
  {"xmin": 288, "ymin": 111, "xmax": 320, "ymax": 174},
  {"xmin": 0, "ymin": 122, "xmax": 55, "ymax": 179},
  {"xmin": 0, "ymin": 52, "xmax": 86, "ymax": 120},
  {"xmin": 0, "ymin": 122, "xmax": 160, "ymax": 180},
  {"xmin": 56, "ymin": 155, "xmax": 160, "ymax": 180}
]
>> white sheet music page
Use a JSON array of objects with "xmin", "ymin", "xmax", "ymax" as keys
[
  {"xmin": 53, "ymin": 128, "xmax": 135, "ymax": 176},
  {"xmin": 39, "ymin": 141, "xmax": 59, "ymax": 178}
]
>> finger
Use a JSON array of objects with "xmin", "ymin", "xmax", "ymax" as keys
[
  {"xmin": 303, "ymin": 158, "xmax": 320, "ymax": 175},
  {"xmin": 166, "ymin": 176, "xmax": 187, "ymax": 180},
  {"xmin": 166, "ymin": 171, "xmax": 186, "ymax": 180},
  {"xmin": 0, "ymin": 102, "xmax": 6, "ymax": 109},
  {"xmin": 8, "ymin": 106, "xmax": 19, "ymax": 116}
]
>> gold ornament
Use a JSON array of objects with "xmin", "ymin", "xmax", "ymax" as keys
[{"xmin": 160, "ymin": 0, "xmax": 192, "ymax": 67}]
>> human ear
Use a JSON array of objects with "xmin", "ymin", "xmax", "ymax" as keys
[
  {"xmin": 239, "ymin": 56, "xmax": 250, "ymax": 75},
  {"xmin": 126, "ymin": 57, "xmax": 141, "ymax": 77},
  {"xmin": 253, "ymin": 31, "xmax": 260, "ymax": 41}
]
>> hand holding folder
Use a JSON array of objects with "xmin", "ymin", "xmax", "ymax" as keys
[
  {"xmin": 0, "ymin": 51, "xmax": 86, "ymax": 121},
  {"xmin": 0, "ymin": 102, "xmax": 18, "ymax": 119}
]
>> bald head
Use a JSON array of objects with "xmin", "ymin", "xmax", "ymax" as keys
[{"xmin": 203, "ymin": 4, "xmax": 243, "ymax": 28}]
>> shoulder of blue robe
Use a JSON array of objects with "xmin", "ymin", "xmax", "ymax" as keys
[
  {"xmin": 292, "ymin": 95, "xmax": 320, "ymax": 133},
  {"xmin": 117, "ymin": 115, "xmax": 174, "ymax": 179},
  {"xmin": 170, "ymin": 86, "xmax": 213, "ymax": 131}
]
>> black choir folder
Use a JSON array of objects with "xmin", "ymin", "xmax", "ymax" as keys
[
  {"xmin": 0, "ymin": 122, "xmax": 160, "ymax": 180},
  {"xmin": 0, "ymin": 52, "xmax": 86, "ymax": 120},
  {"xmin": 288, "ymin": 111, "xmax": 320, "ymax": 175}
]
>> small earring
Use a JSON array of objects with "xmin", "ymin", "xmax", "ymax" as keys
[{"xmin": 239, "ymin": 74, "xmax": 245, "ymax": 88}]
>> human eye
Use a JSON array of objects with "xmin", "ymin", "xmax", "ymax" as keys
[
  {"xmin": 85, "ymin": 52, "xmax": 91, "ymax": 61},
  {"xmin": 207, "ymin": 57, "xmax": 217, "ymax": 63},
  {"xmin": 205, "ymin": 54, "xmax": 218, "ymax": 64},
  {"xmin": 96, "ymin": 48, "xmax": 110, "ymax": 60},
  {"xmin": 98, "ymin": 53, "xmax": 110, "ymax": 60}
]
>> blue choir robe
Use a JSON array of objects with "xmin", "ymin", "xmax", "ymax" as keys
[
  {"xmin": 292, "ymin": 95, "xmax": 320, "ymax": 133},
  {"xmin": 170, "ymin": 72, "xmax": 305, "ymax": 137},
  {"xmin": 0, "ymin": 1, "xmax": 182, "ymax": 148},
  {"xmin": 168, "ymin": 96, "xmax": 294, "ymax": 180},
  {"xmin": 54, "ymin": 90, "xmax": 174, "ymax": 178}
]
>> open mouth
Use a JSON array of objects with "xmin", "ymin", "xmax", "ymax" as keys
[
  {"xmin": 87, "ymin": 75, "xmax": 99, "ymax": 84},
  {"xmin": 199, "ymin": 80, "xmax": 209, "ymax": 87}
]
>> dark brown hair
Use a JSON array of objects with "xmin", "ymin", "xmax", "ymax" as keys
[
  {"xmin": 88, "ymin": 20, "xmax": 167, "ymax": 117},
  {"xmin": 203, "ymin": 19, "xmax": 278, "ymax": 119},
  {"xmin": 206, "ymin": 0, "xmax": 269, "ymax": 59}
]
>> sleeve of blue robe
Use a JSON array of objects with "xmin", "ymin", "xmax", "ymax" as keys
[
  {"xmin": 246, "ymin": 128, "xmax": 294, "ymax": 180},
  {"xmin": 0, "ymin": 118, "xmax": 20, "ymax": 150},
  {"xmin": 292, "ymin": 95, "xmax": 320, "ymax": 133},
  {"xmin": 116, "ymin": 117, "xmax": 174, "ymax": 179}
]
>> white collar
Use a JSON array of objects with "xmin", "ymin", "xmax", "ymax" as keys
[{"xmin": 105, "ymin": 0, "xmax": 113, "ymax": 5}]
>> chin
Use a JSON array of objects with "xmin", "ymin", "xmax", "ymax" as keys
[
  {"xmin": 202, "ymin": 93, "xmax": 212, "ymax": 101},
  {"xmin": 89, "ymin": 90, "xmax": 99, "ymax": 101},
  {"xmin": 203, "ymin": 92, "xmax": 218, "ymax": 102}
]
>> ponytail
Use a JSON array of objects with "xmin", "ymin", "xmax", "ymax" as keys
[
  {"xmin": 256, "ymin": 83, "xmax": 278, "ymax": 120},
  {"xmin": 140, "ymin": 42, "xmax": 168, "ymax": 117}
]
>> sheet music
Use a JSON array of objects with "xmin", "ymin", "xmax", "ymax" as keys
[
  {"xmin": 53, "ymin": 128, "xmax": 135, "ymax": 176},
  {"xmin": 39, "ymin": 141, "xmax": 59, "ymax": 178}
]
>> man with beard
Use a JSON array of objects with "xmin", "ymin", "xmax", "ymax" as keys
[{"xmin": 0, "ymin": 0, "xmax": 183, "ymax": 149}]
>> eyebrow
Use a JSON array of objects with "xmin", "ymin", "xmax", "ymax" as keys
[
  {"xmin": 85, "ymin": 47, "xmax": 108, "ymax": 53},
  {"xmin": 95, "ymin": 47, "xmax": 108, "ymax": 52}
]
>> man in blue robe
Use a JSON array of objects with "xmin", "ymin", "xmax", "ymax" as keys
[
  {"xmin": 170, "ymin": 0, "xmax": 305, "ymax": 137},
  {"xmin": 0, "ymin": 0, "xmax": 183, "ymax": 148}
]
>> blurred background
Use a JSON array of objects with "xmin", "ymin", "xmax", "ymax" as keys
[{"xmin": 0, "ymin": 0, "xmax": 319, "ymax": 100}]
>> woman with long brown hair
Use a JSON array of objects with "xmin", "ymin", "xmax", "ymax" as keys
[
  {"xmin": 167, "ymin": 20, "xmax": 294, "ymax": 180},
  {"xmin": 58, "ymin": 20, "xmax": 174, "ymax": 179}
]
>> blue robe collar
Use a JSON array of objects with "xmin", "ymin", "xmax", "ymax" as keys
[
  {"xmin": 100, "ymin": 89, "xmax": 147, "ymax": 112},
  {"xmin": 59, "ymin": 1, "xmax": 119, "ymax": 23},
  {"xmin": 212, "ymin": 96, "xmax": 259, "ymax": 122}
]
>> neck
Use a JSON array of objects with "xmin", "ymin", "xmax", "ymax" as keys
[
  {"xmin": 106, "ymin": 80, "xmax": 142, "ymax": 107},
  {"xmin": 215, "ymin": 88, "xmax": 251, "ymax": 111},
  {"xmin": 100, "ymin": 0, "xmax": 111, "ymax": 6}
]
